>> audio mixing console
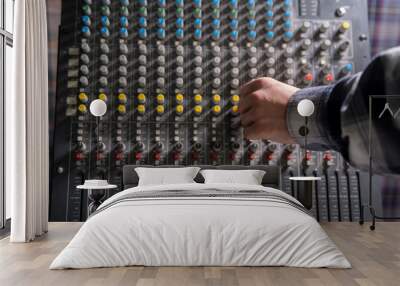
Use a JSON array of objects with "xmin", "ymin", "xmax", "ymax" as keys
[{"xmin": 50, "ymin": 0, "xmax": 370, "ymax": 221}]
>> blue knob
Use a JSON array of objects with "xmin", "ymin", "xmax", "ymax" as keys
[
  {"xmin": 82, "ymin": 15, "xmax": 91, "ymax": 26},
  {"xmin": 248, "ymin": 30, "xmax": 256, "ymax": 40},
  {"xmin": 157, "ymin": 28, "xmax": 166, "ymax": 39},
  {"xmin": 139, "ymin": 17, "xmax": 147, "ymax": 27},
  {"xmin": 120, "ymin": 0, "xmax": 129, "ymax": 6},
  {"xmin": 212, "ymin": 19, "xmax": 220, "ymax": 28},
  {"xmin": 100, "ymin": 27, "xmax": 110, "ymax": 37},
  {"xmin": 265, "ymin": 0, "xmax": 273, "ymax": 7},
  {"xmin": 229, "ymin": 0, "xmax": 238, "ymax": 7},
  {"xmin": 101, "ymin": 16, "xmax": 110, "ymax": 26},
  {"xmin": 266, "ymin": 31, "xmax": 275, "ymax": 40},
  {"xmin": 248, "ymin": 19, "xmax": 256, "ymax": 29},
  {"xmin": 283, "ymin": 11, "xmax": 291, "ymax": 19},
  {"xmin": 158, "ymin": 0, "xmax": 166, "ymax": 6},
  {"xmin": 343, "ymin": 63, "xmax": 353, "ymax": 73},
  {"xmin": 139, "ymin": 0, "xmax": 147, "ymax": 6},
  {"xmin": 283, "ymin": 0, "xmax": 292, "ymax": 9},
  {"xmin": 194, "ymin": 18, "xmax": 202, "ymax": 28},
  {"xmin": 230, "ymin": 19, "xmax": 238, "ymax": 29},
  {"xmin": 247, "ymin": 0, "xmax": 255, "ymax": 8},
  {"xmin": 230, "ymin": 30, "xmax": 238, "ymax": 41},
  {"xmin": 266, "ymin": 10, "xmax": 274, "ymax": 18},
  {"xmin": 266, "ymin": 20, "xmax": 274, "ymax": 30},
  {"xmin": 120, "ymin": 27, "xmax": 128, "ymax": 38},
  {"xmin": 212, "ymin": 29, "xmax": 220, "ymax": 40},
  {"xmin": 139, "ymin": 28, "xmax": 147, "ymax": 39},
  {"xmin": 194, "ymin": 0, "xmax": 201, "ymax": 7},
  {"xmin": 120, "ymin": 16, "xmax": 128, "ymax": 27},
  {"xmin": 283, "ymin": 31, "xmax": 293, "ymax": 41},
  {"xmin": 158, "ymin": 18, "xmax": 165, "ymax": 27},
  {"xmin": 283, "ymin": 20, "xmax": 292, "ymax": 31},
  {"xmin": 176, "ymin": 18, "xmax": 184, "ymax": 28},
  {"xmin": 175, "ymin": 0, "xmax": 184, "ymax": 6},
  {"xmin": 176, "ymin": 28, "xmax": 184, "ymax": 39},
  {"xmin": 81, "ymin": 26, "xmax": 91, "ymax": 37},
  {"xmin": 211, "ymin": 0, "xmax": 220, "ymax": 7},
  {"xmin": 194, "ymin": 29, "xmax": 202, "ymax": 40}
]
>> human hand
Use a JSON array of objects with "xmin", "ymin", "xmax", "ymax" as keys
[{"xmin": 239, "ymin": 77, "xmax": 299, "ymax": 143}]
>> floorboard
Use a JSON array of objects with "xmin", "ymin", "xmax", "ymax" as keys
[{"xmin": 0, "ymin": 222, "xmax": 399, "ymax": 286}]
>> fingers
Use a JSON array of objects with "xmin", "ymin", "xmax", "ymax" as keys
[
  {"xmin": 239, "ymin": 77, "xmax": 274, "ymax": 97},
  {"xmin": 240, "ymin": 107, "xmax": 255, "ymax": 127},
  {"xmin": 243, "ymin": 122, "xmax": 266, "ymax": 140}
]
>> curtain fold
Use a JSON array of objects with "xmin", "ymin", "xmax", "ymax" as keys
[{"xmin": 8, "ymin": 0, "xmax": 49, "ymax": 242}]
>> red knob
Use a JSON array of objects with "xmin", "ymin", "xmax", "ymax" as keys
[
  {"xmin": 210, "ymin": 152, "xmax": 218, "ymax": 161},
  {"xmin": 96, "ymin": 152, "xmax": 104, "ymax": 161},
  {"xmin": 305, "ymin": 151, "xmax": 312, "ymax": 161},
  {"xmin": 191, "ymin": 152, "xmax": 199, "ymax": 161},
  {"xmin": 75, "ymin": 152, "xmax": 85, "ymax": 161},
  {"xmin": 286, "ymin": 154, "xmax": 293, "ymax": 161},
  {"xmin": 135, "ymin": 152, "xmax": 142, "ymax": 160},
  {"xmin": 265, "ymin": 153, "xmax": 274, "ymax": 161},
  {"xmin": 304, "ymin": 73, "xmax": 313, "ymax": 82},
  {"xmin": 154, "ymin": 152, "xmax": 161, "ymax": 161},
  {"xmin": 324, "ymin": 73, "xmax": 334, "ymax": 83},
  {"xmin": 324, "ymin": 152, "xmax": 332, "ymax": 161},
  {"xmin": 115, "ymin": 152, "xmax": 124, "ymax": 161},
  {"xmin": 229, "ymin": 152, "xmax": 236, "ymax": 161},
  {"xmin": 173, "ymin": 152, "xmax": 181, "ymax": 161},
  {"xmin": 248, "ymin": 152, "xmax": 256, "ymax": 161}
]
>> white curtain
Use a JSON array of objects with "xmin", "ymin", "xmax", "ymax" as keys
[{"xmin": 7, "ymin": 0, "xmax": 49, "ymax": 242}]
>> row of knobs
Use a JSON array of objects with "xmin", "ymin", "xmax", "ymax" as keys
[
  {"xmin": 81, "ymin": 0, "xmax": 295, "ymax": 42},
  {"xmin": 75, "ymin": 140, "xmax": 295, "ymax": 163}
]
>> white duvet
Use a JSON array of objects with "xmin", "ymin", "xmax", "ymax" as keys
[{"xmin": 50, "ymin": 183, "xmax": 350, "ymax": 269}]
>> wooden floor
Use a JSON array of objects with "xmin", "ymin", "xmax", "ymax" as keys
[{"xmin": 0, "ymin": 222, "xmax": 399, "ymax": 286}]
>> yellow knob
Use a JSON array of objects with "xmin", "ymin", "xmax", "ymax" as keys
[
  {"xmin": 98, "ymin": 93, "xmax": 108, "ymax": 102},
  {"xmin": 157, "ymin": 94, "xmax": 165, "ymax": 104},
  {"xmin": 340, "ymin": 21, "xmax": 351, "ymax": 32},
  {"xmin": 176, "ymin": 104, "xmax": 184, "ymax": 115},
  {"xmin": 117, "ymin": 104, "xmax": 126, "ymax": 114},
  {"xmin": 194, "ymin": 94, "xmax": 202, "ymax": 104},
  {"xmin": 137, "ymin": 104, "xmax": 146, "ymax": 114},
  {"xmin": 194, "ymin": 105, "xmax": 203, "ymax": 115},
  {"xmin": 156, "ymin": 105, "xmax": 165, "ymax": 114},
  {"xmin": 231, "ymin": 95, "xmax": 240, "ymax": 104},
  {"xmin": 212, "ymin": 94, "xmax": 221, "ymax": 104},
  {"xmin": 78, "ymin": 92, "xmax": 88, "ymax": 103},
  {"xmin": 231, "ymin": 105, "xmax": 239, "ymax": 114},
  {"xmin": 118, "ymin": 93, "xmax": 127, "ymax": 103},
  {"xmin": 212, "ymin": 105, "xmax": 221, "ymax": 115},
  {"xmin": 137, "ymin": 93, "xmax": 146, "ymax": 103},
  {"xmin": 78, "ymin": 104, "xmax": 87, "ymax": 113},
  {"xmin": 176, "ymin": 93, "xmax": 184, "ymax": 104}
]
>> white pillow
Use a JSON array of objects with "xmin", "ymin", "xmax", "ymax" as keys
[
  {"xmin": 200, "ymin": 169, "xmax": 266, "ymax": 185},
  {"xmin": 135, "ymin": 167, "xmax": 201, "ymax": 186}
]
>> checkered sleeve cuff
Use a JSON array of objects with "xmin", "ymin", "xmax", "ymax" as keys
[{"xmin": 286, "ymin": 85, "xmax": 335, "ymax": 151}]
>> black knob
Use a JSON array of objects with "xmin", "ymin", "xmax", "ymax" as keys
[
  {"xmin": 154, "ymin": 142, "xmax": 164, "ymax": 151},
  {"xmin": 193, "ymin": 143, "xmax": 202, "ymax": 152},
  {"xmin": 97, "ymin": 142, "xmax": 106, "ymax": 151},
  {"xmin": 248, "ymin": 143, "xmax": 258, "ymax": 152},
  {"xmin": 231, "ymin": 142, "xmax": 240, "ymax": 151},
  {"xmin": 174, "ymin": 142, "xmax": 183, "ymax": 151},
  {"xmin": 212, "ymin": 142, "xmax": 222, "ymax": 152},
  {"xmin": 136, "ymin": 142, "xmax": 145, "ymax": 152}
]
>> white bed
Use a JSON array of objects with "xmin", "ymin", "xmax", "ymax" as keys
[{"xmin": 50, "ymin": 183, "xmax": 350, "ymax": 269}]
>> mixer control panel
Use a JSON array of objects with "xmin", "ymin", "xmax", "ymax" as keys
[{"xmin": 51, "ymin": 0, "xmax": 370, "ymax": 221}]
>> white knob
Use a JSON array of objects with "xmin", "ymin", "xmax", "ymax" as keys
[
  {"xmin": 249, "ymin": 68, "xmax": 257, "ymax": 78},
  {"xmin": 194, "ymin": 45, "xmax": 202, "ymax": 56},
  {"xmin": 231, "ymin": 67, "xmax": 239, "ymax": 77},
  {"xmin": 297, "ymin": 99, "xmax": 315, "ymax": 117},
  {"xmin": 157, "ymin": 66, "xmax": 165, "ymax": 76},
  {"xmin": 138, "ymin": 65, "xmax": 146, "ymax": 76},
  {"xmin": 194, "ymin": 78, "xmax": 202, "ymax": 88},
  {"xmin": 139, "ymin": 44, "xmax": 147, "ymax": 54},
  {"xmin": 138, "ymin": 55, "xmax": 147, "ymax": 65},
  {"xmin": 176, "ymin": 77, "xmax": 184, "ymax": 88},
  {"xmin": 194, "ymin": 56, "xmax": 202, "ymax": 66},
  {"xmin": 231, "ymin": 57, "xmax": 239, "ymax": 66},
  {"xmin": 176, "ymin": 66, "xmax": 184, "ymax": 76},
  {"xmin": 90, "ymin": 99, "xmax": 107, "ymax": 117},
  {"xmin": 231, "ymin": 46, "xmax": 239, "ymax": 56},
  {"xmin": 213, "ymin": 67, "xmax": 221, "ymax": 77},
  {"xmin": 213, "ymin": 57, "xmax": 221, "ymax": 66},
  {"xmin": 213, "ymin": 78, "xmax": 221, "ymax": 88},
  {"xmin": 176, "ymin": 45, "xmax": 184, "ymax": 56},
  {"xmin": 176, "ymin": 55, "xmax": 184, "ymax": 66},
  {"xmin": 194, "ymin": 67, "xmax": 202, "ymax": 76}
]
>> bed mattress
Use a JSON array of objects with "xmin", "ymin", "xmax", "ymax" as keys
[{"xmin": 50, "ymin": 183, "xmax": 350, "ymax": 269}]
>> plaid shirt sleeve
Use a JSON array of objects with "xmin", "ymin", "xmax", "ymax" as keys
[{"xmin": 286, "ymin": 47, "xmax": 400, "ymax": 174}]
